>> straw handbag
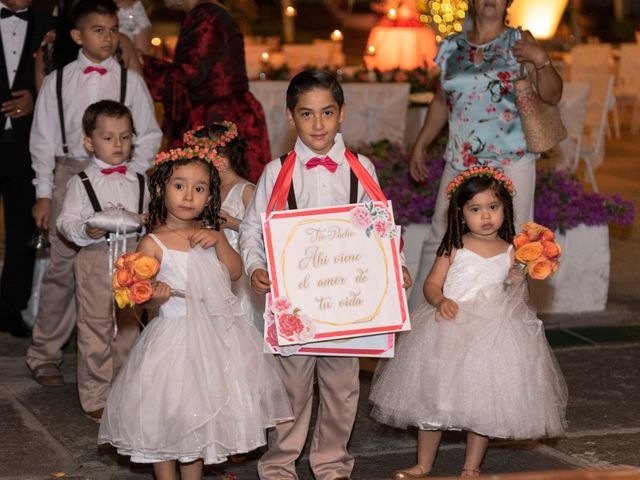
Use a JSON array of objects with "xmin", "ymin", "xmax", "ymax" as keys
[{"xmin": 514, "ymin": 64, "xmax": 567, "ymax": 153}]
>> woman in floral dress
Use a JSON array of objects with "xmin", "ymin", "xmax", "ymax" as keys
[
  {"xmin": 143, "ymin": 0, "xmax": 271, "ymax": 182},
  {"xmin": 408, "ymin": 0, "xmax": 563, "ymax": 306}
]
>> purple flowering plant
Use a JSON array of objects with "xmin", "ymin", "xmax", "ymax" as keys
[
  {"xmin": 534, "ymin": 169, "xmax": 634, "ymax": 233},
  {"xmin": 359, "ymin": 141, "xmax": 633, "ymax": 232},
  {"xmin": 357, "ymin": 139, "xmax": 445, "ymax": 226}
]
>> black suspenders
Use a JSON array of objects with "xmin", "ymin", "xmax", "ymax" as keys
[
  {"xmin": 280, "ymin": 153, "xmax": 358, "ymax": 210},
  {"xmin": 56, "ymin": 66, "xmax": 128, "ymax": 154}
]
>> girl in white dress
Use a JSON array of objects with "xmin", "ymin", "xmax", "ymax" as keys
[
  {"xmin": 98, "ymin": 147, "xmax": 293, "ymax": 480},
  {"xmin": 369, "ymin": 167, "xmax": 567, "ymax": 479},
  {"xmin": 184, "ymin": 122, "xmax": 265, "ymax": 332}
]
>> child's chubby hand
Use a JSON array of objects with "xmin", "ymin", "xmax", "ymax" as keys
[
  {"xmin": 435, "ymin": 297, "xmax": 458, "ymax": 321},
  {"xmin": 86, "ymin": 225, "xmax": 108, "ymax": 239},
  {"xmin": 142, "ymin": 280, "xmax": 171, "ymax": 309},
  {"xmin": 190, "ymin": 227, "xmax": 222, "ymax": 249},
  {"xmin": 401, "ymin": 266, "xmax": 413, "ymax": 289},
  {"xmin": 508, "ymin": 262, "xmax": 527, "ymax": 285},
  {"xmin": 251, "ymin": 268, "xmax": 271, "ymax": 294}
]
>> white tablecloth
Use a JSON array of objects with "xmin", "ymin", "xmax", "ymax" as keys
[{"xmin": 250, "ymin": 81, "xmax": 410, "ymax": 157}]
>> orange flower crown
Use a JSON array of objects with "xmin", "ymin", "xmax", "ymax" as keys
[
  {"xmin": 153, "ymin": 121, "xmax": 239, "ymax": 170},
  {"xmin": 445, "ymin": 165, "xmax": 515, "ymax": 199}
]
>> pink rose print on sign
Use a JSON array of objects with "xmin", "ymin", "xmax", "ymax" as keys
[
  {"xmin": 278, "ymin": 312, "xmax": 305, "ymax": 340},
  {"xmin": 349, "ymin": 202, "xmax": 398, "ymax": 240},
  {"xmin": 350, "ymin": 205, "xmax": 372, "ymax": 230},
  {"xmin": 271, "ymin": 296, "xmax": 292, "ymax": 314}
]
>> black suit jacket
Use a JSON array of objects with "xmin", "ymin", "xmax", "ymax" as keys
[{"xmin": 0, "ymin": 8, "xmax": 56, "ymax": 139}]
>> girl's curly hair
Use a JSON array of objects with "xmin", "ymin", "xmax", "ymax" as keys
[{"xmin": 145, "ymin": 158, "xmax": 222, "ymax": 232}]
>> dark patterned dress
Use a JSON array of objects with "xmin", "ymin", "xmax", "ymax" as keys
[{"xmin": 143, "ymin": 2, "xmax": 271, "ymax": 182}]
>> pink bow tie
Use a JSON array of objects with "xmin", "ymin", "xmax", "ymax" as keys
[
  {"xmin": 306, "ymin": 156, "xmax": 338, "ymax": 173},
  {"xmin": 84, "ymin": 66, "xmax": 107, "ymax": 75},
  {"xmin": 101, "ymin": 165, "xmax": 127, "ymax": 175}
]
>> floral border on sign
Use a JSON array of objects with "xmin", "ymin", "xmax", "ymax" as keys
[
  {"xmin": 264, "ymin": 296, "xmax": 316, "ymax": 355},
  {"xmin": 350, "ymin": 201, "xmax": 399, "ymax": 240}
]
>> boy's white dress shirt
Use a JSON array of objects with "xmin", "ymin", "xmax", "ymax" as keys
[
  {"xmin": 240, "ymin": 133, "xmax": 382, "ymax": 279},
  {"xmin": 30, "ymin": 51, "xmax": 162, "ymax": 199},
  {"xmin": 57, "ymin": 157, "xmax": 149, "ymax": 247}
]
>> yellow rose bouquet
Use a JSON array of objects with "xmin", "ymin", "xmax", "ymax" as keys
[
  {"xmin": 513, "ymin": 222, "xmax": 562, "ymax": 280},
  {"xmin": 112, "ymin": 252, "xmax": 160, "ymax": 308}
]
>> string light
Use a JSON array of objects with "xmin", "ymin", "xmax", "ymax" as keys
[{"xmin": 418, "ymin": 0, "xmax": 468, "ymax": 42}]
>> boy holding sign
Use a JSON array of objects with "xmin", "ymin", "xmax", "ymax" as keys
[{"xmin": 239, "ymin": 69, "xmax": 411, "ymax": 480}]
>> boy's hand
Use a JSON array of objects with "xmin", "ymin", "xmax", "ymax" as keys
[
  {"xmin": 401, "ymin": 266, "xmax": 412, "ymax": 289},
  {"xmin": 190, "ymin": 228, "xmax": 220, "ymax": 249},
  {"xmin": 435, "ymin": 297, "xmax": 458, "ymax": 321},
  {"xmin": 86, "ymin": 225, "xmax": 108, "ymax": 239},
  {"xmin": 251, "ymin": 268, "xmax": 271, "ymax": 294},
  {"xmin": 32, "ymin": 198, "xmax": 51, "ymax": 230}
]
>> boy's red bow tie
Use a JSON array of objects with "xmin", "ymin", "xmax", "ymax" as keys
[
  {"xmin": 84, "ymin": 66, "xmax": 107, "ymax": 75},
  {"xmin": 306, "ymin": 156, "xmax": 338, "ymax": 173},
  {"xmin": 101, "ymin": 165, "xmax": 127, "ymax": 175}
]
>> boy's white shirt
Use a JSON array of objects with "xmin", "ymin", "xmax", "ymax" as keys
[
  {"xmin": 30, "ymin": 50, "xmax": 162, "ymax": 199},
  {"xmin": 56, "ymin": 156, "xmax": 149, "ymax": 247},
  {"xmin": 239, "ymin": 133, "xmax": 406, "ymax": 279}
]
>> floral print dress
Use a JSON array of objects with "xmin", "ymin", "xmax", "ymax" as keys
[{"xmin": 436, "ymin": 28, "xmax": 536, "ymax": 170}]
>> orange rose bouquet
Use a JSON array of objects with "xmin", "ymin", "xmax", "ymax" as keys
[
  {"xmin": 112, "ymin": 252, "xmax": 160, "ymax": 308},
  {"xmin": 513, "ymin": 222, "xmax": 562, "ymax": 280}
]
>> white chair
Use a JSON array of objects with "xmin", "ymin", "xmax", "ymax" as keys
[
  {"xmin": 556, "ymin": 82, "xmax": 590, "ymax": 171},
  {"xmin": 341, "ymin": 83, "xmax": 411, "ymax": 146},
  {"xmin": 574, "ymin": 76, "xmax": 615, "ymax": 192},
  {"xmin": 615, "ymin": 43, "xmax": 640, "ymax": 133},
  {"xmin": 570, "ymin": 44, "xmax": 620, "ymax": 140}
]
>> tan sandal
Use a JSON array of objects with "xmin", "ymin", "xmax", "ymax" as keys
[{"xmin": 392, "ymin": 465, "xmax": 431, "ymax": 479}]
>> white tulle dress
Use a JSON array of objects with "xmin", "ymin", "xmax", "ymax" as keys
[
  {"xmin": 98, "ymin": 235, "xmax": 293, "ymax": 464},
  {"xmin": 370, "ymin": 246, "xmax": 568, "ymax": 440},
  {"xmin": 222, "ymin": 180, "xmax": 265, "ymax": 333}
]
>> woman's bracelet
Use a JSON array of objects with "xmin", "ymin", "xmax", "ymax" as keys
[{"xmin": 535, "ymin": 58, "xmax": 551, "ymax": 70}]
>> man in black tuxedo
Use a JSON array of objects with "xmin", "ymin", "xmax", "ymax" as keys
[{"xmin": 0, "ymin": 0, "xmax": 55, "ymax": 337}]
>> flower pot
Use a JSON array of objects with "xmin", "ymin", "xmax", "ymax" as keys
[{"xmin": 529, "ymin": 225, "xmax": 610, "ymax": 313}]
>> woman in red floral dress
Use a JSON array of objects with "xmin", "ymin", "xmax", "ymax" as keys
[{"xmin": 143, "ymin": 0, "xmax": 271, "ymax": 182}]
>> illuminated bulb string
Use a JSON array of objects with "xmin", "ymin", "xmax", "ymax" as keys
[{"xmin": 418, "ymin": 0, "xmax": 469, "ymax": 42}]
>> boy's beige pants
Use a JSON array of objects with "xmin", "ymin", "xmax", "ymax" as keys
[{"xmin": 258, "ymin": 355, "xmax": 360, "ymax": 480}]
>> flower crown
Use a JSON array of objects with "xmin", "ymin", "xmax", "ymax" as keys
[
  {"xmin": 445, "ymin": 165, "xmax": 515, "ymax": 199},
  {"xmin": 153, "ymin": 145, "xmax": 225, "ymax": 170},
  {"xmin": 153, "ymin": 121, "xmax": 239, "ymax": 169},
  {"xmin": 182, "ymin": 121, "xmax": 238, "ymax": 150}
]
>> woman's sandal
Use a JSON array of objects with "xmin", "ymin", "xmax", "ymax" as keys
[
  {"xmin": 460, "ymin": 468, "xmax": 481, "ymax": 477},
  {"xmin": 392, "ymin": 465, "xmax": 431, "ymax": 479}
]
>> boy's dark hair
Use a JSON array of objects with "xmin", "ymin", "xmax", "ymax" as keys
[
  {"xmin": 82, "ymin": 100, "xmax": 135, "ymax": 137},
  {"xmin": 286, "ymin": 69, "xmax": 344, "ymax": 111},
  {"xmin": 193, "ymin": 123, "xmax": 248, "ymax": 179},
  {"xmin": 437, "ymin": 176, "xmax": 515, "ymax": 257},
  {"xmin": 146, "ymin": 158, "xmax": 222, "ymax": 233},
  {"xmin": 71, "ymin": 0, "xmax": 118, "ymax": 28}
]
